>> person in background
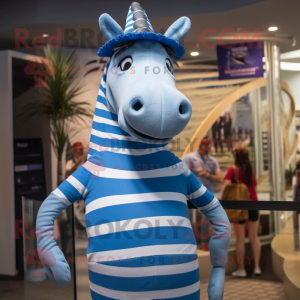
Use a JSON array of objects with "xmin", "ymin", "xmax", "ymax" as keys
[
  {"xmin": 221, "ymin": 148, "xmax": 261, "ymax": 277},
  {"xmin": 220, "ymin": 117, "xmax": 226, "ymax": 152},
  {"xmin": 66, "ymin": 141, "xmax": 87, "ymax": 176},
  {"xmin": 212, "ymin": 116, "xmax": 222, "ymax": 153},
  {"xmin": 249, "ymin": 128, "xmax": 254, "ymax": 147},
  {"xmin": 66, "ymin": 141, "xmax": 88, "ymax": 230},
  {"xmin": 292, "ymin": 162, "xmax": 300, "ymax": 251},
  {"xmin": 182, "ymin": 137, "xmax": 223, "ymax": 250},
  {"xmin": 237, "ymin": 127, "xmax": 243, "ymax": 141},
  {"xmin": 224, "ymin": 112, "xmax": 232, "ymax": 151}
]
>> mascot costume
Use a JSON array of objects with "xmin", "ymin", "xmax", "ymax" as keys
[{"xmin": 36, "ymin": 2, "xmax": 231, "ymax": 299}]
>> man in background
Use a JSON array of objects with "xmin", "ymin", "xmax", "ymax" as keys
[
  {"xmin": 183, "ymin": 136, "xmax": 223, "ymax": 250},
  {"xmin": 66, "ymin": 141, "xmax": 87, "ymax": 176}
]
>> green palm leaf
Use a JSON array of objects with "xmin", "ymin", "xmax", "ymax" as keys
[{"xmin": 21, "ymin": 47, "xmax": 93, "ymax": 185}]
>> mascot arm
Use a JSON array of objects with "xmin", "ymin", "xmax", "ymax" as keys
[
  {"xmin": 181, "ymin": 162, "xmax": 231, "ymax": 300},
  {"xmin": 36, "ymin": 165, "xmax": 89, "ymax": 286}
]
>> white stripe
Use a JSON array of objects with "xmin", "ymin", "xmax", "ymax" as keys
[
  {"xmin": 53, "ymin": 188, "xmax": 71, "ymax": 206},
  {"xmin": 188, "ymin": 185, "xmax": 207, "ymax": 200},
  {"xmin": 95, "ymin": 102, "xmax": 112, "ymax": 112},
  {"xmin": 66, "ymin": 175, "xmax": 88, "ymax": 198},
  {"xmin": 177, "ymin": 161, "xmax": 191, "ymax": 176},
  {"xmin": 88, "ymin": 258, "xmax": 199, "ymax": 277},
  {"xmin": 101, "ymin": 79, "xmax": 106, "ymax": 88},
  {"xmin": 125, "ymin": 26, "xmax": 134, "ymax": 31},
  {"xmin": 126, "ymin": 10, "xmax": 144, "ymax": 21},
  {"xmin": 90, "ymin": 280, "xmax": 200, "ymax": 300},
  {"xmin": 88, "ymin": 143, "xmax": 169, "ymax": 156},
  {"xmin": 93, "ymin": 115, "xmax": 119, "ymax": 127},
  {"xmin": 198, "ymin": 197, "xmax": 219, "ymax": 211},
  {"xmin": 86, "ymin": 192, "xmax": 187, "ymax": 215},
  {"xmin": 98, "ymin": 88, "xmax": 106, "ymax": 98},
  {"xmin": 87, "ymin": 244, "xmax": 197, "ymax": 263},
  {"xmin": 91, "ymin": 128, "xmax": 137, "ymax": 141},
  {"xmin": 126, "ymin": 20, "xmax": 134, "ymax": 26},
  {"xmin": 83, "ymin": 161, "xmax": 187, "ymax": 180},
  {"xmin": 86, "ymin": 215, "xmax": 191, "ymax": 237}
]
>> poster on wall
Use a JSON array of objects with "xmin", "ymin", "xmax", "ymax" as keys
[{"xmin": 217, "ymin": 42, "xmax": 264, "ymax": 80}]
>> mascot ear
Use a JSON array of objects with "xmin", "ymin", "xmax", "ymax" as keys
[
  {"xmin": 99, "ymin": 13, "xmax": 124, "ymax": 40},
  {"xmin": 164, "ymin": 17, "xmax": 191, "ymax": 41}
]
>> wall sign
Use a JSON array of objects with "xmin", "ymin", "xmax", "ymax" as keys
[{"xmin": 217, "ymin": 42, "xmax": 264, "ymax": 80}]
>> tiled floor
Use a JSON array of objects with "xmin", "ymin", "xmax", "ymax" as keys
[
  {"xmin": 0, "ymin": 273, "xmax": 287, "ymax": 300},
  {"xmin": 200, "ymin": 277, "xmax": 287, "ymax": 300},
  {"xmin": 0, "ymin": 237, "xmax": 287, "ymax": 300}
]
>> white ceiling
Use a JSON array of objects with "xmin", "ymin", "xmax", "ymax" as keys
[{"xmin": 1, "ymin": 0, "xmax": 300, "ymax": 63}]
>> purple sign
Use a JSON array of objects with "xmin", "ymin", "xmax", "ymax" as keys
[{"xmin": 217, "ymin": 42, "xmax": 264, "ymax": 80}]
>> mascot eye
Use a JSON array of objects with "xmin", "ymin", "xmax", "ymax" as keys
[
  {"xmin": 118, "ymin": 56, "xmax": 133, "ymax": 71},
  {"xmin": 166, "ymin": 58, "xmax": 173, "ymax": 74}
]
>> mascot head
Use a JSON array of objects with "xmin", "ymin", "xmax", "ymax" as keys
[{"xmin": 98, "ymin": 2, "xmax": 192, "ymax": 142}]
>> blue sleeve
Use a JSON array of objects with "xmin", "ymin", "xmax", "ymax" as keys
[
  {"xmin": 179, "ymin": 160, "xmax": 231, "ymax": 300},
  {"xmin": 184, "ymin": 166, "xmax": 218, "ymax": 210},
  {"xmin": 35, "ymin": 165, "xmax": 90, "ymax": 286},
  {"xmin": 53, "ymin": 165, "xmax": 91, "ymax": 205}
]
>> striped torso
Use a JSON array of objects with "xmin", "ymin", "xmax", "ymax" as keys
[{"xmin": 54, "ymin": 62, "xmax": 217, "ymax": 299}]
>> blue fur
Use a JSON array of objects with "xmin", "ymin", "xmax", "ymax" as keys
[
  {"xmin": 36, "ymin": 193, "xmax": 71, "ymax": 286},
  {"xmin": 98, "ymin": 32, "xmax": 186, "ymax": 59},
  {"xmin": 202, "ymin": 201, "xmax": 231, "ymax": 299},
  {"xmin": 105, "ymin": 40, "xmax": 192, "ymax": 141},
  {"xmin": 97, "ymin": 14, "xmax": 190, "ymax": 59}
]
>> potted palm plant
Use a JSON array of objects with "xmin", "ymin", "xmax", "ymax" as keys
[{"xmin": 23, "ymin": 47, "xmax": 93, "ymax": 185}]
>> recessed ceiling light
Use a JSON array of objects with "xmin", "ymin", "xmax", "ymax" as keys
[
  {"xmin": 191, "ymin": 52, "xmax": 199, "ymax": 56},
  {"xmin": 42, "ymin": 34, "xmax": 49, "ymax": 38},
  {"xmin": 268, "ymin": 26, "xmax": 278, "ymax": 32}
]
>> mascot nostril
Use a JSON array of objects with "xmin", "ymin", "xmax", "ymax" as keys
[
  {"xmin": 179, "ymin": 104, "xmax": 183, "ymax": 114},
  {"xmin": 36, "ymin": 2, "xmax": 231, "ymax": 300},
  {"xmin": 179, "ymin": 100, "xmax": 191, "ymax": 116},
  {"xmin": 132, "ymin": 100, "xmax": 143, "ymax": 111}
]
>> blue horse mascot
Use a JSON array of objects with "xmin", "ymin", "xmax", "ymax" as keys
[{"xmin": 36, "ymin": 2, "xmax": 231, "ymax": 299}]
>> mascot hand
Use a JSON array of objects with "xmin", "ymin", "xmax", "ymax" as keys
[
  {"xmin": 37, "ymin": 242, "xmax": 71, "ymax": 286},
  {"xmin": 36, "ymin": 192, "xmax": 71, "ymax": 286},
  {"xmin": 207, "ymin": 266, "xmax": 225, "ymax": 300}
]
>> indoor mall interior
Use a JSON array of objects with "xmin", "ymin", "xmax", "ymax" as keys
[{"xmin": 0, "ymin": 1, "xmax": 300, "ymax": 300}]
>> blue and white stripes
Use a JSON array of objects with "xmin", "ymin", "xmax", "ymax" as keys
[
  {"xmin": 51, "ymin": 54, "xmax": 220, "ymax": 300},
  {"xmin": 124, "ymin": 3, "xmax": 155, "ymax": 34}
]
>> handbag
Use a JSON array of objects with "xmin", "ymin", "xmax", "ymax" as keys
[{"xmin": 221, "ymin": 167, "xmax": 249, "ymax": 222}]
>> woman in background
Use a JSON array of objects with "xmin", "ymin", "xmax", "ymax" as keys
[
  {"xmin": 224, "ymin": 112, "xmax": 232, "ymax": 151},
  {"xmin": 222, "ymin": 148, "xmax": 261, "ymax": 277}
]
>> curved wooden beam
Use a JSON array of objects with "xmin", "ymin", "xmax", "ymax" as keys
[
  {"xmin": 181, "ymin": 77, "xmax": 267, "ymax": 158},
  {"xmin": 176, "ymin": 78, "xmax": 252, "ymax": 90},
  {"xmin": 175, "ymin": 72, "xmax": 219, "ymax": 81},
  {"xmin": 179, "ymin": 86, "xmax": 237, "ymax": 97},
  {"xmin": 281, "ymin": 80, "xmax": 296, "ymax": 129}
]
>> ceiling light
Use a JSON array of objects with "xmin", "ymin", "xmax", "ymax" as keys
[
  {"xmin": 281, "ymin": 49, "xmax": 300, "ymax": 60},
  {"xmin": 280, "ymin": 62, "xmax": 300, "ymax": 71},
  {"xmin": 191, "ymin": 52, "xmax": 199, "ymax": 56},
  {"xmin": 42, "ymin": 34, "xmax": 49, "ymax": 38},
  {"xmin": 268, "ymin": 26, "xmax": 278, "ymax": 32}
]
